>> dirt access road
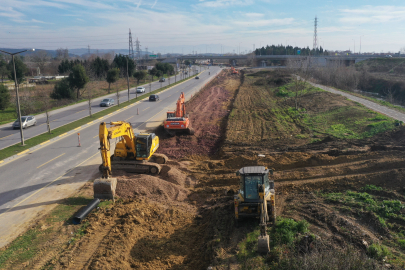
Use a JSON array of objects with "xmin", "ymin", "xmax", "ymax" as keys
[
  {"xmin": 4, "ymin": 69, "xmax": 405, "ymax": 269},
  {"xmin": 308, "ymin": 80, "xmax": 405, "ymax": 123}
]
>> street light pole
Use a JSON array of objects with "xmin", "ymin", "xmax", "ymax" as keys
[
  {"xmin": 0, "ymin": 48, "xmax": 35, "ymax": 146},
  {"xmin": 126, "ymin": 57, "xmax": 131, "ymax": 100}
]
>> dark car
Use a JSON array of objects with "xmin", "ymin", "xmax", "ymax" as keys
[
  {"xmin": 149, "ymin": 94, "xmax": 159, "ymax": 101},
  {"xmin": 100, "ymin": 98, "xmax": 114, "ymax": 107},
  {"xmin": 159, "ymin": 78, "xmax": 166, "ymax": 82},
  {"xmin": 195, "ymin": 76, "xmax": 199, "ymax": 79}
]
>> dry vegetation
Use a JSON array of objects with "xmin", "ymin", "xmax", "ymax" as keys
[{"xmin": 3, "ymin": 77, "xmax": 147, "ymax": 120}]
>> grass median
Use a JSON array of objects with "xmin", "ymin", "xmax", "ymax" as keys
[{"xmin": 0, "ymin": 74, "xmax": 200, "ymax": 162}]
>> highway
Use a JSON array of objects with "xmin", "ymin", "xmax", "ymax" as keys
[
  {"xmin": 0, "ymin": 66, "xmax": 221, "ymax": 247},
  {"xmin": 0, "ymin": 68, "xmax": 205, "ymax": 150}
]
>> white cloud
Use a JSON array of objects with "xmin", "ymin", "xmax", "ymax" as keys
[
  {"xmin": 32, "ymin": 19, "xmax": 49, "ymax": 23},
  {"xmin": 197, "ymin": 0, "xmax": 254, "ymax": 8},
  {"xmin": 151, "ymin": 0, "xmax": 158, "ymax": 8},
  {"xmin": 340, "ymin": 5, "xmax": 405, "ymax": 24},
  {"xmin": 245, "ymin": 12, "xmax": 264, "ymax": 18},
  {"xmin": 0, "ymin": 6, "xmax": 25, "ymax": 18},
  {"xmin": 234, "ymin": 18, "xmax": 294, "ymax": 27}
]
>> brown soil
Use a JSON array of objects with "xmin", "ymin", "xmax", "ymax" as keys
[
  {"xmin": 155, "ymin": 71, "xmax": 238, "ymax": 159},
  {"xmin": 25, "ymin": 69, "xmax": 405, "ymax": 270}
]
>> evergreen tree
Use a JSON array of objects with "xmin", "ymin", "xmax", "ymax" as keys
[
  {"xmin": 106, "ymin": 68, "xmax": 120, "ymax": 93},
  {"xmin": 0, "ymin": 84, "xmax": 10, "ymax": 110}
]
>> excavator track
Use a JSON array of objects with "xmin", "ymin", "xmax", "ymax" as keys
[
  {"xmin": 151, "ymin": 153, "xmax": 169, "ymax": 164},
  {"xmin": 111, "ymin": 160, "xmax": 162, "ymax": 175}
]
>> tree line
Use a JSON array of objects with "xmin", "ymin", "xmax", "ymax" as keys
[
  {"xmin": 51, "ymin": 58, "xmax": 176, "ymax": 100},
  {"xmin": 255, "ymin": 45, "xmax": 329, "ymax": 56}
]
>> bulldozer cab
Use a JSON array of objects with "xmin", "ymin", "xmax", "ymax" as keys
[
  {"xmin": 167, "ymin": 111, "xmax": 176, "ymax": 118},
  {"xmin": 236, "ymin": 166, "xmax": 273, "ymax": 202}
]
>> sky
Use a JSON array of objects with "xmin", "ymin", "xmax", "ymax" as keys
[{"xmin": 0, "ymin": 0, "xmax": 404, "ymax": 54}]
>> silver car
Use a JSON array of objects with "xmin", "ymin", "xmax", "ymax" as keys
[
  {"xmin": 100, "ymin": 98, "xmax": 114, "ymax": 107},
  {"xmin": 13, "ymin": 116, "xmax": 37, "ymax": 129},
  {"xmin": 136, "ymin": 87, "xmax": 145, "ymax": 93}
]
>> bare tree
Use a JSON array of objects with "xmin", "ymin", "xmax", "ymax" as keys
[
  {"xmin": 287, "ymin": 57, "xmax": 312, "ymax": 110},
  {"xmin": 32, "ymin": 50, "xmax": 50, "ymax": 75},
  {"xmin": 383, "ymin": 83, "xmax": 396, "ymax": 104},
  {"xmin": 116, "ymin": 84, "xmax": 120, "ymax": 106},
  {"xmin": 37, "ymin": 87, "xmax": 53, "ymax": 134},
  {"xmin": 88, "ymin": 85, "xmax": 93, "ymax": 117}
]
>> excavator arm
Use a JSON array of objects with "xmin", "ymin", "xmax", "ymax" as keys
[
  {"xmin": 175, "ymin": 92, "xmax": 186, "ymax": 117},
  {"xmin": 99, "ymin": 121, "xmax": 136, "ymax": 178}
]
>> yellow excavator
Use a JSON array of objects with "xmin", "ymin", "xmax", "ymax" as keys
[
  {"xmin": 98, "ymin": 121, "xmax": 168, "ymax": 178},
  {"xmin": 234, "ymin": 166, "xmax": 276, "ymax": 254}
]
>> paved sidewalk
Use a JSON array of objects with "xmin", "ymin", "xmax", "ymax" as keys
[{"xmin": 309, "ymin": 81, "xmax": 405, "ymax": 122}]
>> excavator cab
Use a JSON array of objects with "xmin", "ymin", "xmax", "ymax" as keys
[
  {"xmin": 134, "ymin": 133, "xmax": 157, "ymax": 159},
  {"xmin": 234, "ymin": 166, "xmax": 275, "ymax": 213}
]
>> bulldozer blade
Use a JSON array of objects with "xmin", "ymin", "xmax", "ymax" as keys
[{"xmin": 257, "ymin": 235, "xmax": 270, "ymax": 254}]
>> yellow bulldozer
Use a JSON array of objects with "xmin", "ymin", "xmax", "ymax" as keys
[
  {"xmin": 98, "ymin": 121, "xmax": 168, "ymax": 178},
  {"xmin": 234, "ymin": 166, "xmax": 276, "ymax": 254}
]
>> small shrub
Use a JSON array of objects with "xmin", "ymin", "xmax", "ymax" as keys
[
  {"xmin": 362, "ymin": 185, "xmax": 383, "ymax": 191},
  {"xmin": 367, "ymin": 243, "xmax": 390, "ymax": 260},
  {"xmin": 276, "ymin": 89, "xmax": 288, "ymax": 97},
  {"xmin": 50, "ymin": 78, "xmax": 74, "ymax": 100},
  {"xmin": 295, "ymin": 134, "xmax": 308, "ymax": 139},
  {"xmin": 272, "ymin": 218, "xmax": 309, "ymax": 246},
  {"xmin": 397, "ymin": 239, "xmax": 405, "ymax": 250},
  {"xmin": 238, "ymin": 230, "xmax": 260, "ymax": 261}
]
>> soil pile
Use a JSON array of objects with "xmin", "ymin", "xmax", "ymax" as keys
[
  {"xmin": 156, "ymin": 70, "xmax": 239, "ymax": 159},
  {"xmin": 116, "ymin": 174, "xmax": 190, "ymax": 203}
]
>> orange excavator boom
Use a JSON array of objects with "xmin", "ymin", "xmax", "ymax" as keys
[{"xmin": 163, "ymin": 92, "xmax": 194, "ymax": 136}]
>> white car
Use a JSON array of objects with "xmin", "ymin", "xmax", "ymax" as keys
[{"xmin": 136, "ymin": 87, "xmax": 146, "ymax": 93}]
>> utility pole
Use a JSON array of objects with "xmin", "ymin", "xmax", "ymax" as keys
[
  {"xmin": 88, "ymin": 45, "xmax": 90, "ymax": 55},
  {"xmin": 126, "ymin": 57, "xmax": 131, "ymax": 100},
  {"xmin": 313, "ymin": 16, "xmax": 318, "ymax": 51},
  {"xmin": 129, "ymin": 29, "xmax": 134, "ymax": 60},
  {"xmin": 0, "ymin": 48, "xmax": 35, "ymax": 146}
]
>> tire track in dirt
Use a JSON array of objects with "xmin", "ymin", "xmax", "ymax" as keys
[{"xmin": 57, "ymin": 222, "xmax": 116, "ymax": 269}]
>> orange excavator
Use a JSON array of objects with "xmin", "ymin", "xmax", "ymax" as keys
[
  {"xmin": 231, "ymin": 66, "xmax": 239, "ymax": 75},
  {"xmin": 163, "ymin": 92, "xmax": 194, "ymax": 136}
]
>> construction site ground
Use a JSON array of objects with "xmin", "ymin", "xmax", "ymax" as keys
[{"xmin": 1, "ymin": 68, "xmax": 405, "ymax": 269}]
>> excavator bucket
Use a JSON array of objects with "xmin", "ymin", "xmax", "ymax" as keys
[{"xmin": 257, "ymin": 235, "xmax": 270, "ymax": 254}]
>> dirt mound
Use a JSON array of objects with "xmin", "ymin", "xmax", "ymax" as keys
[
  {"xmin": 54, "ymin": 199, "xmax": 202, "ymax": 270},
  {"xmin": 158, "ymin": 165, "xmax": 188, "ymax": 187},
  {"xmin": 156, "ymin": 70, "xmax": 240, "ymax": 159},
  {"xmin": 116, "ymin": 174, "xmax": 189, "ymax": 203}
]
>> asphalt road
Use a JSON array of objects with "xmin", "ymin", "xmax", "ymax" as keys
[
  {"xmin": 0, "ymin": 66, "xmax": 221, "ymax": 247},
  {"xmin": 0, "ymin": 67, "xmax": 205, "ymax": 150}
]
